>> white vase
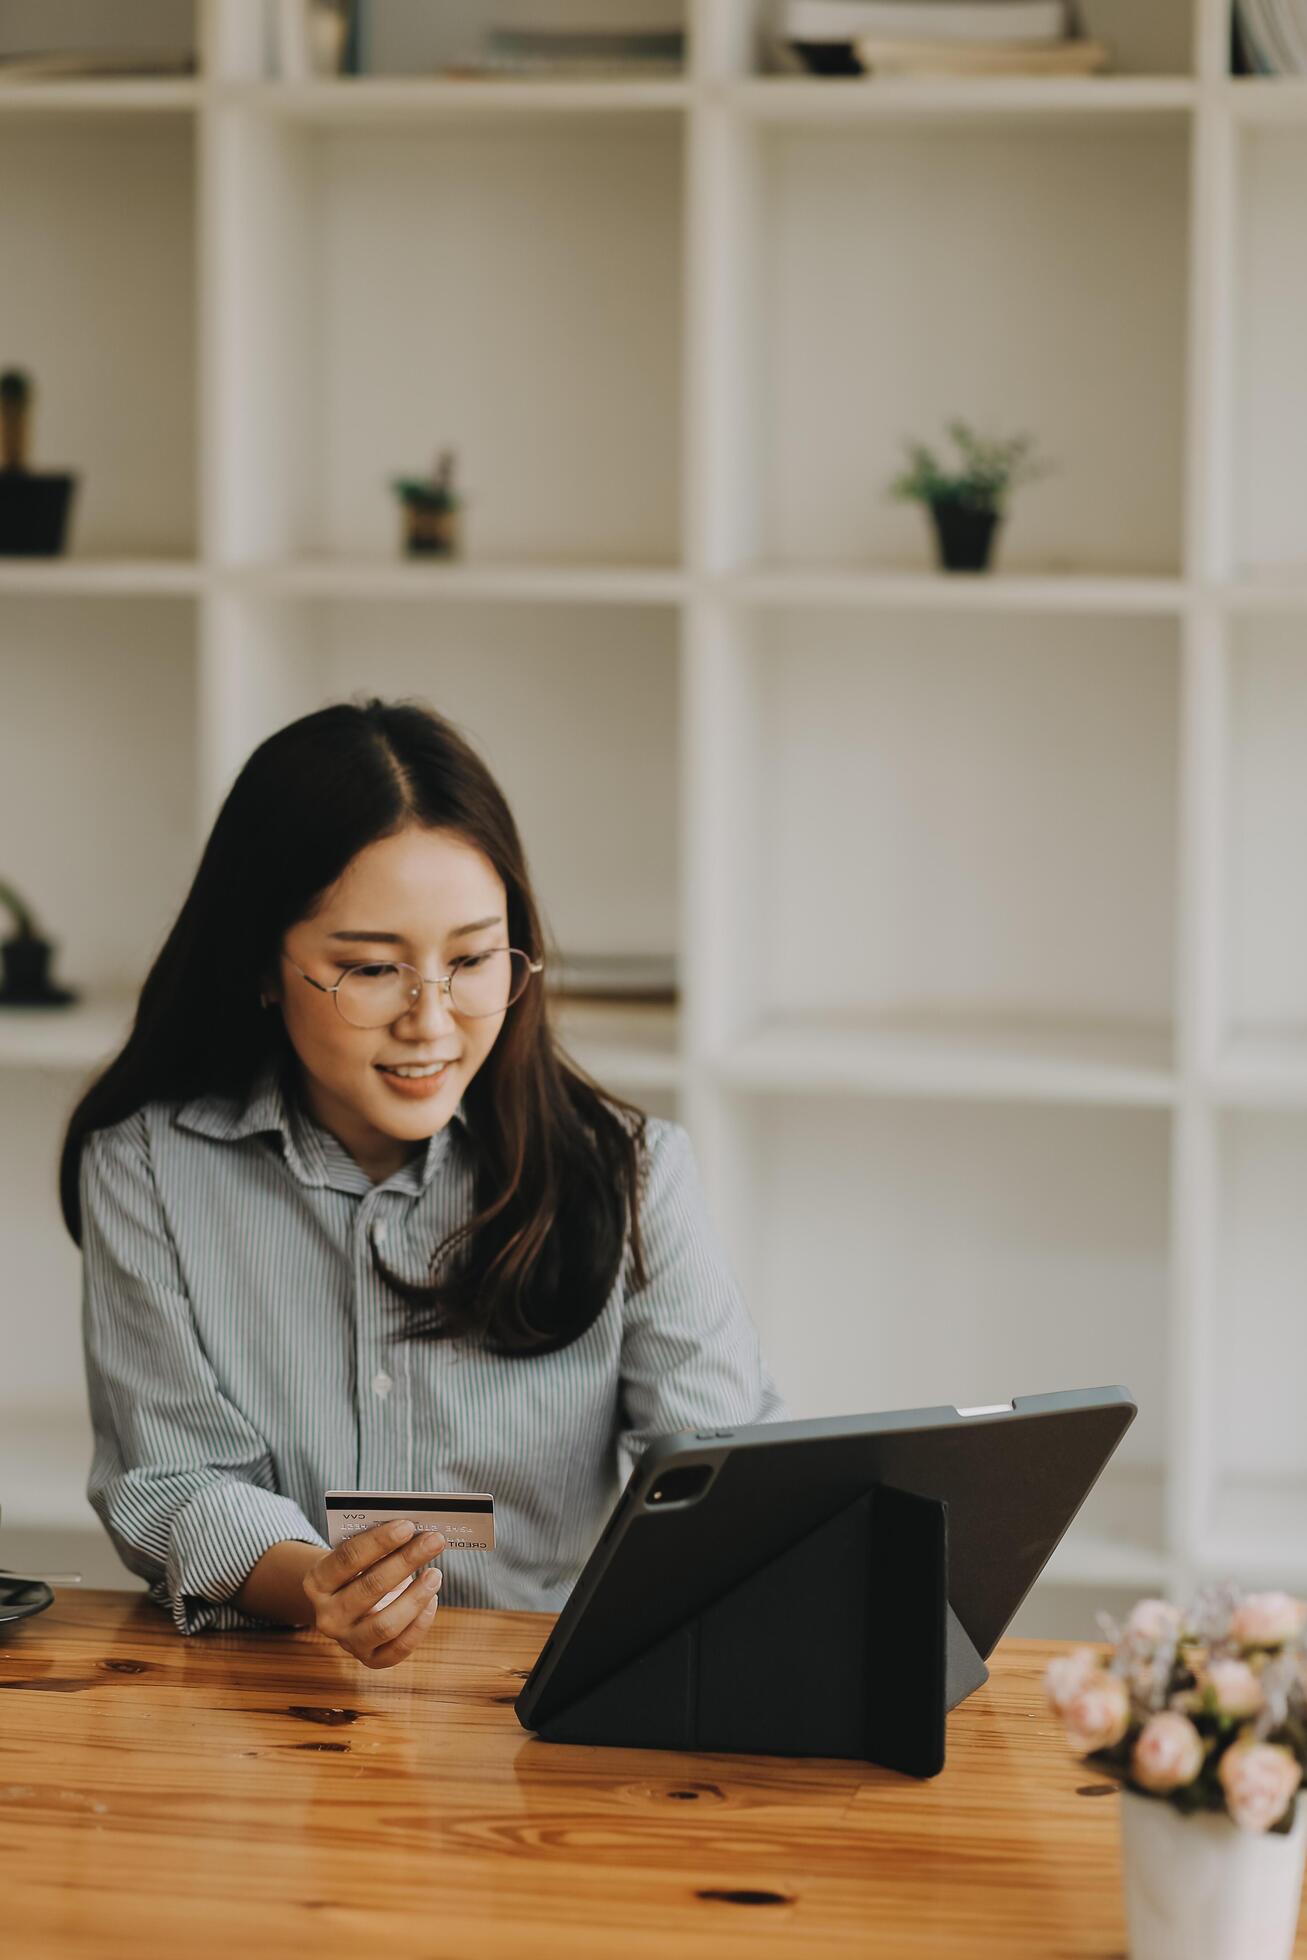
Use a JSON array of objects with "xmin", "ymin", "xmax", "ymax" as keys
[{"xmin": 1121, "ymin": 1787, "xmax": 1307, "ymax": 1960}]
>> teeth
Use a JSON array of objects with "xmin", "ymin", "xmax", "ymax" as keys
[{"xmin": 383, "ymin": 1063, "xmax": 447, "ymax": 1079}]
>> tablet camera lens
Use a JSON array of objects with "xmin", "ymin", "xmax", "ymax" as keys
[{"xmin": 646, "ymin": 1465, "xmax": 713, "ymax": 1507}]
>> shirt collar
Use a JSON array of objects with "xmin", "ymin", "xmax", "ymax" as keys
[{"xmin": 173, "ymin": 1050, "xmax": 467, "ymax": 1195}]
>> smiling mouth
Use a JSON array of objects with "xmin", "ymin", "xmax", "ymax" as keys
[{"xmin": 375, "ymin": 1061, "xmax": 455, "ymax": 1078}]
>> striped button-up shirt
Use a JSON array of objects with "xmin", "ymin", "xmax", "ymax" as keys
[{"xmin": 79, "ymin": 1059, "xmax": 787, "ymax": 1635}]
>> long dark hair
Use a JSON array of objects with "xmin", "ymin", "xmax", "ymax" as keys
[{"xmin": 59, "ymin": 697, "xmax": 649, "ymax": 1354}]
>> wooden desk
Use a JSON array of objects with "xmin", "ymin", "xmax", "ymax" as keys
[{"xmin": 2, "ymin": 1591, "xmax": 1305, "ymax": 1958}]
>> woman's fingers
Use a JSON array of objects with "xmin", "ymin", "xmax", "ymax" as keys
[
  {"xmin": 303, "ymin": 1523, "xmax": 447, "ymax": 1633},
  {"xmin": 354, "ymin": 1566, "xmax": 444, "ymax": 1667},
  {"xmin": 302, "ymin": 1518, "xmax": 413, "ymax": 1610},
  {"xmin": 338, "ymin": 1530, "xmax": 446, "ymax": 1623}
]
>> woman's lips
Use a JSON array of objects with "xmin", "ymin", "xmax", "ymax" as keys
[{"xmin": 375, "ymin": 1063, "xmax": 453, "ymax": 1100}]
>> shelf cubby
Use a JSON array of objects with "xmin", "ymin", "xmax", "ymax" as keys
[
  {"xmin": 0, "ymin": 596, "xmax": 198, "ymax": 997},
  {"xmin": 1200, "ymin": 1111, "xmax": 1307, "ymax": 1584},
  {"xmin": 260, "ymin": 1, "xmax": 692, "ymax": 87},
  {"xmin": 207, "ymin": 101, "xmax": 684, "ymax": 571},
  {"xmin": 700, "ymin": 113, "xmax": 1190, "ymax": 580},
  {"xmin": 701, "ymin": 607, "xmax": 1179, "ymax": 1101},
  {"xmin": 0, "ymin": 112, "xmax": 197, "ymax": 558}
]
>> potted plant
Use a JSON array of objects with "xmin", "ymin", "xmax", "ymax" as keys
[
  {"xmin": 0, "ymin": 878, "xmax": 75, "ymax": 1006},
  {"xmin": 390, "ymin": 447, "xmax": 463, "ymax": 558},
  {"xmin": 1047, "ymin": 1586, "xmax": 1307, "ymax": 1960},
  {"xmin": 889, "ymin": 418, "xmax": 1049, "ymax": 572},
  {"xmin": 0, "ymin": 369, "xmax": 78, "ymax": 556}
]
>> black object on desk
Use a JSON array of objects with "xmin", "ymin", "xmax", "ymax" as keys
[
  {"xmin": 0, "ymin": 1577, "xmax": 54, "ymax": 1630},
  {"xmin": 516, "ymin": 1385, "xmax": 1135, "ymax": 1779}
]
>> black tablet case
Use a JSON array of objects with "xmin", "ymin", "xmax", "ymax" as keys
[
  {"xmin": 520, "ymin": 1390, "xmax": 1134, "ymax": 1778},
  {"xmin": 533, "ymin": 1484, "xmax": 986, "ymax": 1779}
]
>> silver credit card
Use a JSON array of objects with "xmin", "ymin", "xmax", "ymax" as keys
[
  {"xmin": 325, "ymin": 1490, "xmax": 496, "ymax": 1615},
  {"xmin": 325, "ymin": 1490, "xmax": 496, "ymax": 1554}
]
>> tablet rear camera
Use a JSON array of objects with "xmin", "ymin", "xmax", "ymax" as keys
[{"xmin": 646, "ymin": 1465, "xmax": 713, "ymax": 1507}]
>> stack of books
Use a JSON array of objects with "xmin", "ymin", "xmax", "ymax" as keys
[
  {"xmin": 774, "ymin": 1, "xmax": 1109, "ymax": 78},
  {"xmin": 427, "ymin": 5, "xmax": 685, "ymax": 80},
  {"xmin": 1233, "ymin": 1, "xmax": 1307, "ymax": 73},
  {"xmin": 461, "ymin": 25, "xmax": 685, "ymax": 78},
  {"xmin": 546, "ymin": 954, "xmax": 677, "ymax": 1004},
  {"xmin": 0, "ymin": 48, "xmax": 196, "ymax": 81}
]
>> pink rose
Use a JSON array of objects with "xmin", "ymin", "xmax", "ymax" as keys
[
  {"xmin": 1126, "ymin": 1598, "xmax": 1183, "ymax": 1644},
  {"xmin": 1229, "ymin": 1593, "xmax": 1307, "ymax": 1649},
  {"xmin": 1063, "ymin": 1671, "xmax": 1131, "ymax": 1756},
  {"xmin": 1046, "ymin": 1646, "xmax": 1102, "ymax": 1716},
  {"xmin": 1204, "ymin": 1657, "xmax": 1263, "ymax": 1719},
  {"xmin": 1218, "ymin": 1742, "xmax": 1303, "ymax": 1834},
  {"xmin": 1132, "ymin": 1712, "xmax": 1205, "ymax": 1793}
]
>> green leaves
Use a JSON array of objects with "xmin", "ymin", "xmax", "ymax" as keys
[{"xmin": 889, "ymin": 417, "xmax": 1051, "ymax": 514}]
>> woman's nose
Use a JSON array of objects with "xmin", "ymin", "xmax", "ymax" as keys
[{"xmin": 401, "ymin": 977, "xmax": 458, "ymax": 1034}]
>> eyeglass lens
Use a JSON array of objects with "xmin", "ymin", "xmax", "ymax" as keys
[{"xmin": 336, "ymin": 949, "xmax": 531, "ymax": 1027}]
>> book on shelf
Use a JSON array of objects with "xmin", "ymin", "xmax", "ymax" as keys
[
  {"xmin": 781, "ymin": 1, "xmax": 1071, "ymax": 46},
  {"xmin": 772, "ymin": 0, "xmax": 1103, "ymax": 75},
  {"xmin": 546, "ymin": 954, "xmax": 677, "ymax": 1005},
  {"xmin": 443, "ymin": 26, "xmax": 685, "ymax": 79},
  {"xmin": 0, "ymin": 48, "xmax": 196, "ymax": 82},
  {"xmin": 853, "ymin": 33, "xmax": 1107, "ymax": 73}
]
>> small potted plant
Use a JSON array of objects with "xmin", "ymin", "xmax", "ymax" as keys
[
  {"xmin": 889, "ymin": 418, "xmax": 1049, "ymax": 572},
  {"xmin": 390, "ymin": 447, "xmax": 463, "ymax": 558},
  {"xmin": 1047, "ymin": 1586, "xmax": 1307, "ymax": 1960},
  {"xmin": 0, "ymin": 878, "xmax": 76, "ymax": 1006},
  {"xmin": 0, "ymin": 369, "xmax": 78, "ymax": 556}
]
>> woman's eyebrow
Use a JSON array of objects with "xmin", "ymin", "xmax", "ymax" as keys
[{"xmin": 327, "ymin": 916, "xmax": 503, "ymax": 943}]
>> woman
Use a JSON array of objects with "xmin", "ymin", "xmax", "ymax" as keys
[{"xmin": 60, "ymin": 697, "xmax": 785, "ymax": 1670}]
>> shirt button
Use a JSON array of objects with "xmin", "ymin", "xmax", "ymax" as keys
[
  {"xmin": 372, "ymin": 1218, "xmax": 389, "ymax": 1245},
  {"xmin": 372, "ymin": 1371, "xmax": 393, "ymax": 1399}
]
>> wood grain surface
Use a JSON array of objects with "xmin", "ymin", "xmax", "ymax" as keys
[{"xmin": 1, "ymin": 1590, "xmax": 1305, "ymax": 1958}]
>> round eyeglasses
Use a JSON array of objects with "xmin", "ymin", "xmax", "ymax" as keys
[{"xmin": 281, "ymin": 949, "xmax": 543, "ymax": 1028}]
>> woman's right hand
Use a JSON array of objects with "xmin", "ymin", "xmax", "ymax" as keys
[{"xmin": 301, "ymin": 1519, "xmax": 447, "ymax": 1669}]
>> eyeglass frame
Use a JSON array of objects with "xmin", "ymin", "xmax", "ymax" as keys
[{"xmin": 277, "ymin": 947, "xmax": 544, "ymax": 1025}]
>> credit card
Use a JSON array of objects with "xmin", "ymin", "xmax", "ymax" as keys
[
  {"xmin": 325, "ymin": 1490, "xmax": 496, "ymax": 1614},
  {"xmin": 325, "ymin": 1490, "xmax": 496, "ymax": 1553}
]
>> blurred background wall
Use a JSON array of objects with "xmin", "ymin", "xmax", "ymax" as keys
[{"xmin": 1, "ymin": 0, "xmax": 1304, "ymax": 1634}]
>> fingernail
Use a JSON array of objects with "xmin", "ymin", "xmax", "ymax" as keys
[{"xmin": 389, "ymin": 1520, "xmax": 415, "ymax": 1542}]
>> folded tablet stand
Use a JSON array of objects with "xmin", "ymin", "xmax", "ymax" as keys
[{"xmin": 532, "ymin": 1483, "xmax": 988, "ymax": 1779}]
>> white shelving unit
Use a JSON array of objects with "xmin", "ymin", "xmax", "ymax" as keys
[{"xmin": 3, "ymin": 0, "xmax": 1307, "ymax": 1620}]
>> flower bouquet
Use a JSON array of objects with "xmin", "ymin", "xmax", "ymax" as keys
[{"xmin": 1047, "ymin": 1587, "xmax": 1307, "ymax": 1960}]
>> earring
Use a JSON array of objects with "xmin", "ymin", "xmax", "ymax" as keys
[{"xmin": 259, "ymin": 992, "xmax": 271, "ymax": 1009}]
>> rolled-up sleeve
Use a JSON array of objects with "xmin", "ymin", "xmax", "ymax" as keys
[
  {"xmin": 618, "ymin": 1120, "xmax": 789, "ymax": 1456},
  {"xmin": 79, "ymin": 1115, "xmax": 327, "ymax": 1636}
]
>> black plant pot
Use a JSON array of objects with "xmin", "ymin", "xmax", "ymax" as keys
[
  {"xmin": 0, "ymin": 934, "xmax": 76, "ymax": 1006},
  {"xmin": 928, "ymin": 501, "xmax": 1000, "ymax": 573},
  {"xmin": 0, "ymin": 470, "xmax": 78, "ymax": 556}
]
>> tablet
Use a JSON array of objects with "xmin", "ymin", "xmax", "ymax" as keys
[{"xmin": 515, "ymin": 1384, "xmax": 1135, "ymax": 1760}]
